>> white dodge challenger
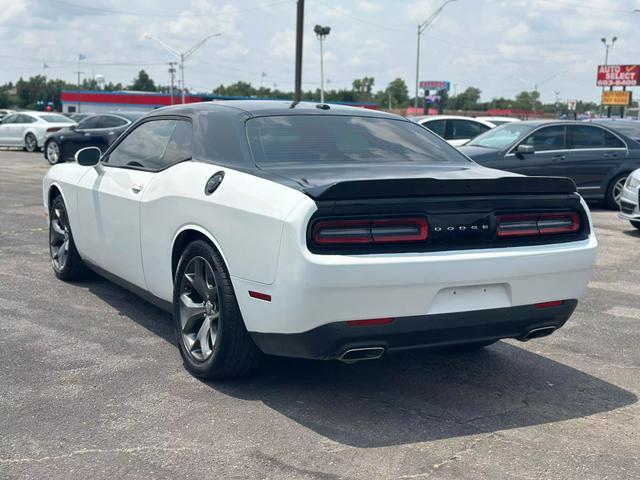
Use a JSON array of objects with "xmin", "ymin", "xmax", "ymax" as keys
[{"xmin": 43, "ymin": 101, "xmax": 598, "ymax": 379}]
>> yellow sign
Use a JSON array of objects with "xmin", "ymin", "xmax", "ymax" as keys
[{"xmin": 602, "ymin": 90, "xmax": 632, "ymax": 106}]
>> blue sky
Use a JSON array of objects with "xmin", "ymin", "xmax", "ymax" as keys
[{"xmin": 1, "ymin": 0, "xmax": 640, "ymax": 103}]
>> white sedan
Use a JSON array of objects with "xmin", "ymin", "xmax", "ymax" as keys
[
  {"xmin": 619, "ymin": 168, "xmax": 640, "ymax": 230},
  {"xmin": 43, "ymin": 101, "xmax": 597, "ymax": 379},
  {"xmin": 0, "ymin": 111, "xmax": 75, "ymax": 152},
  {"xmin": 410, "ymin": 115, "xmax": 496, "ymax": 147}
]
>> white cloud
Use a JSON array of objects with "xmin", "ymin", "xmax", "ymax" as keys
[{"xmin": 357, "ymin": 1, "xmax": 382, "ymax": 13}]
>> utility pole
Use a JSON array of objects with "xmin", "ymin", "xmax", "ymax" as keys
[
  {"xmin": 294, "ymin": 0, "xmax": 305, "ymax": 103},
  {"xmin": 145, "ymin": 32, "xmax": 221, "ymax": 104},
  {"xmin": 168, "ymin": 62, "xmax": 177, "ymax": 105},
  {"xmin": 601, "ymin": 36, "xmax": 617, "ymax": 118},
  {"xmin": 314, "ymin": 25, "xmax": 331, "ymax": 103},
  {"xmin": 414, "ymin": 0, "xmax": 457, "ymax": 111},
  {"xmin": 74, "ymin": 53, "xmax": 85, "ymax": 113}
]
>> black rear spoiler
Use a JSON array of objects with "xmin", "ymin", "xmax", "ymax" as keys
[{"xmin": 304, "ymin": 176, "xmax": 578, "ymax": 201}]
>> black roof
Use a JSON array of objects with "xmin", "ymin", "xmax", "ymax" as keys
[{"xmin": 147, "ymin": 100, "xmax": 400, "ymax": 119}]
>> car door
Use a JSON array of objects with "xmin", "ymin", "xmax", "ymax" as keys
[
  {"xmin": 72, "ymin": 116, "xmax": 103, "ymax": 150},
  {"xmin": 500, "ymin": 125, "xmax": 568, "ymax": 176},
  {"xmin": 0, "ymin": 114, "xmax": 17, "ymax": 145},
  {"xmin": 564, "ymin": 124, "xmax": 627, "ymax": 195},
  {"xmin": 447, "ymin": 119, "xmax": 491, "ymax": 147},
  {"xmin": 75, "ymin": 118, "xmax": 181, "ymax": 288}
]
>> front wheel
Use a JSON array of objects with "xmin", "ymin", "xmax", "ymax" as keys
[
  {"xmin": 24, "ymin": 133, "xmax": 38, "ymax": 153},
  {"xmin": 631, "ymin": 220, "xmax": 640, "ymax": 230},
  {"xmin": 45, "ymin": 140, "xmax": 62, "ymax": 164},
  {"xmin": 605, "ymin": 173, "xmax": 628, "ymax": 209},
  {"xmin": 49, "ymin": 195, "xmax": 89, "ymax": 280},
  {"xmin": 173, "ymin": 240, "xmax": 262, "ymax": 379}
]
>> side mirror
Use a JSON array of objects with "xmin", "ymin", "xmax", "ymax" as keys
[
  {"xmin": 516, "ymin": 144, "xmax": 535, "ymax": 155},
  {"xmin": 69, "ymin": 124, "xmax": 77, "ymax": 131},
  {"xmin": 75, "ymin": 146, "xmax": 101, "ymax": 166}
]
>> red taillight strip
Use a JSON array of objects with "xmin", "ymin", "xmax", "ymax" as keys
[
  {"xmin": 312, "ymin": 217, "xmax": 429, "ymax": 246},
  {"xmin": 346, "ymin": 317, "xmax": 394, "ymax": 327},
  {"xmin": 248, "ymin": 291, "xmax": 271, "ymax": 302},
  {"xmin": 496, "ymin": 212, "xmax": 580, "ymax": 238}
]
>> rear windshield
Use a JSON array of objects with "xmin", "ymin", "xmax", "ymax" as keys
[
  {"xmin": 40, "ymin": 114, "xmax": 74, "ymax": 123},
  {"xmin": 246, "ymin": 115, "xmax": 471, "ymax": 166}
]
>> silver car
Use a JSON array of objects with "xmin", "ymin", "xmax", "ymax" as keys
[
  {"xmin": 620, "ymin": 168, "xmax": 640, "ymax": 230},
  {"xmin": 0, "ymin": 111, "xmax": 76, "ymax": 152}
]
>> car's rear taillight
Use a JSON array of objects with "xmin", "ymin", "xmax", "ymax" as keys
[
  {"xmin": 46, "ymin": 127, "xmax": 61, "ymax": 133},
  {"xmin": 496, "ymin": 212, "xmax": 580, "ymax": 238},
  {"xmin": 312, "ymin": 217, "xmax": 428, "ymax": 245}
]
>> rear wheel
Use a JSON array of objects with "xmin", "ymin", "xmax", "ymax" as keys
[
  {"xmin": 49, "ymin": 195, "xmax": 89, "ymax": 280},
  {"xmin": 631, "ymin": 220, "xmax": 640, "ymax": 230},
  {"xmin": 24, "ymin": 133, "xmax": 38, "ymax": 153},
  {"xmin": 605, "ymin": 173, "xmax": 628, "ymax": 209},
  {"xmin": 173, "ymin": 240, "xmax": 262, "ymax": 379},
  {"xmin": 45, "ymin": 140, "xmax": 62, "ymax": 164}
]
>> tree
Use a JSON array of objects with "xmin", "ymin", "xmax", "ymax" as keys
[
  {"xmin": 451, "ymin": 87, "xmax": 481, "ymax": 111},
  {"xmin": 129, "ymin": 70, "xmax": 156, "ymax": 91},
  {"xmin": 380, "ymin": 78, "xmax": 409, "ymax": 108},
  {"xmin": 352, "ymin": 77, "xmax": 375, "ymax": 96}
]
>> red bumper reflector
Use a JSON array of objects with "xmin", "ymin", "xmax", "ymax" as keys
[
  {"xmin": 346, "ymin": 317, "xmax": 394, "ymax": 327},
  {"xmin": 249, "ymin": 291, "xmax": 271, "ymax": 302},
  {"xmin": 534, "ymin": 300, "xmax": 565, "ymax": 309}
]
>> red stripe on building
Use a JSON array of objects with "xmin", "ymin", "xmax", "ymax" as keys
[{"xmin": 60, "ymin": 91, "xmax": 204, "ymax": 106}]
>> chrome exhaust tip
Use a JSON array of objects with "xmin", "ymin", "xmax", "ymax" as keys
[
  {"xmin": 520, "ymin": 326, "xmax": 557, "ymax": 341},
  {"xmin": 339, "ymin": 347, "xmax": 385, "ymax": 363}
]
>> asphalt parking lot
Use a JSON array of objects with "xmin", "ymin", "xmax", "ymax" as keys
[{"xmin": 0, "ymin": 150, "xmax": 638, "ymax": 480}]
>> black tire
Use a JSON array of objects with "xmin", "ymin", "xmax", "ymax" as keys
[
  {"xmin": 445, "ymin": 340, "xmax": 497, "ymax": 352},
  {"xmin": 45, "ymin": 140, "xmax": 62, "ymax": 165},
  {"xmin": 173, "ymin": 240, "xmax": 262, "ymax": 379},
  {"xmin": 24, "ymin": 133, "xmax": 38, "ymax": 153},
  {"xmin": 605, "ymin": 173, "xmax": 628, "ymax": 210},
  {"xmin": 631, "ymin": 220, "xmax": 640, "ymax": 230},
  {"xmin": 49, "ymin": 195, "xmax": 90, "ymax": 280}
]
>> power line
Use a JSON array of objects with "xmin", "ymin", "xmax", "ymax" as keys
[{"xmin": 44, "ymin": 0, "xmax": 294, "ymax": 17}]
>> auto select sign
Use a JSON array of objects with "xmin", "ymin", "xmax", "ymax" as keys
[{"xmin": 597, "ymin": 65, "xmax": 640, "ymax": 86}]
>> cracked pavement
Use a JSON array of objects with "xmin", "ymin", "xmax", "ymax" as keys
[{"xmin": 0, "ymin": 150, "xmax": 638, "ymax": 479}]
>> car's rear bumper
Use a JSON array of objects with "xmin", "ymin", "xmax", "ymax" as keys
[{"xmin": 250, "ymin": 300, "xmax": 578, "ymax": 360}]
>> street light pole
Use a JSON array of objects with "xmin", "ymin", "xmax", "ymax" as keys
[
  {"xmin": 168, "ymin": 62, "xmax": 176, "ymax": 105},
  {"xmin": 314, "ymin": 25, "xmax": 331, "ymax": 103},
  {"xmin": 145, "ymin": 32, "xmax": 221, "ymax": 104},
  {"xmin": 601, "ymin": 36, "xmax": 617, "ymax": 117},
  {"xmin": 414, "ymin": 0, "xmax": 457, "ymax": 111}
]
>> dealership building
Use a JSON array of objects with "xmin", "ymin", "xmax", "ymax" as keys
[{"xmin": 60, "ymin": 90, "xmax": 378, "ymax": 114}]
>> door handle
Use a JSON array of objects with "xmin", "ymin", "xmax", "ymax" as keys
[
  {"xmin": 84, "ymin": 133, "xmax": 91, "ymax": 136},
  {"xmin": 603, "ymin": 152, "xmax": 617, "ymax": 158},
  {"xmin": 131, "ymin": 183, "xmax": 144, "ymax": 193},
  {"xmin": 551, "ymin": 154, "xmax": 565, "ymax": 161}
]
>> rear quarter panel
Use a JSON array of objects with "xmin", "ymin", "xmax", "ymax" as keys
[{"xmin": 139, "ymin": 160, "xmax": 311, "ymax": 302}]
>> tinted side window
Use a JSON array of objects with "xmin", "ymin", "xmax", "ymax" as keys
[
  {"xmin": 107, "ymin": 120, "xmax": 177, "ymax": 170},
  {"xmin": 450, "ymin": 120, "xmax": 489, "ymax": 140},
  {"xmin": 162, "ymin": 120, "xmax": 193, "ymax": 165},
  {"xmin": 522, "ymin": 126, "xmax": 565, "ymax": 151},
  {"xmin": 99, "ymin": 115, "xmax": 128, "ymax": 128},
  {"xmin": 568, "ymin": 125, "xmax": 604, "ymax": 149},
  {"xmin": 422, "ymin": 119, "xmax": 445, "ymax": 137},
  {"xmin": 78, "ymin": 116, "xmax": 100, "ymax": 129},
  {"xmin": 604, "ymin": 131, "xmax": 625, "ymax": 148},
  {"xmin": 1, "ymin": 114, "xmax": 17, "ymax": 124}
]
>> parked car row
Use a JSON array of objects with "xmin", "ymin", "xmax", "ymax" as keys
[
  {"xmin": 0, "ymin": 111, "xmax": 76, "ymax": 152},
  {"xmin": 44, "ymin": 111, "xmax": 143, "ymax": 164}
]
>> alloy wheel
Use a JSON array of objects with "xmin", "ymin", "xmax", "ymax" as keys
[
  {"xmin": 46, "ymin": 142, "xmax": 60, "ymax": 164},
  {"xmin": 50, "ymin": 204, "xmax": 70, "ymax": 271},
  {"xmin": 25, "ymin": 134, "xmax": 37, "ymax": 152},
  {"xmin": 178, "ymin": 256, "xmax": 220, "ymax": 362},
  {"xmin": 613, "ymin": 176, "xmax": 627, "ymax": 205}
]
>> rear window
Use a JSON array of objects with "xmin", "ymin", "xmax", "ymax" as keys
[{"xmin": 246, "ymin": 115, "xmax": 471, "ymax": 166}]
